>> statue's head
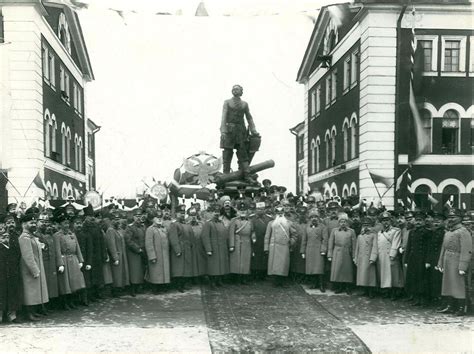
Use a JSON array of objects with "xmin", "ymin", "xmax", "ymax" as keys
[{"xmin": 231, "ymin": 85, "xmax": 243, "ymax": 97}]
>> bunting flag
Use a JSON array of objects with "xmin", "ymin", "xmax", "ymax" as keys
[
  {"xmin": 32, "ymin": 172, "xmax": 47, "ymax": 191},
  {"xmin": 368, "ymin": 171, "xmax": 393, "ymax": 188},
  {"xmin": 396, "ymin": 166, "xmax": 413, "ymax": 209},
  {"xmin": 427, "ymin": 193, "xmax": 439, "ymax": 206},
  {"xmin": 408, "ymin": 6, "xmax": 430, "ymax": 162}
]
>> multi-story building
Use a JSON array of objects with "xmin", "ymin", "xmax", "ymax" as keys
[
  {"xmin": 293, "ymin": 0, "xmax": 473, "ymax": 209},
  {"xmin": 0, "ymin": 0, "xmax": 97, "ymax": 207}
]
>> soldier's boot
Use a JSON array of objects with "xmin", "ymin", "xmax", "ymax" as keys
[
  {"xmin": 319, "ymin": 275, "xmax": 326, "ymax": 293},
  {"xmin": 80, "ymin": 289, "xmax": 89, "ymax": 306},
  {"xmin": 25, "ymin": 306, "xmax": 40, "ymax": 322},
  {"xmin": 437, "ymin": 298, "xmax": 456, "ymax": 314},
  {"xmin": 222, "ymin": 149, "xmax": 233, "ymax": 174},
  {"xmin": 454, "ymin": 299, "xmax": 466, "ymax": 316}
]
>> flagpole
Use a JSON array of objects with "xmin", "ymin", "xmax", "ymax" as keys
[
  {"xmin": 23, "ymin": 160, "xmax": 47, "ymax": 197},
  {"xmin": 380, "ymin": 165, "xmax": 410, "ymax": 199},
  {"xmin": 0, "ymin": 169, "xmax": 21, "ymax": 201}
]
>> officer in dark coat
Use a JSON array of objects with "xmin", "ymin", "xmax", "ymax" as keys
[
  {"xmin": 75, "ymin": 215, "xmax": 94, "ymax": 305},
  {"xmin": 168, "ymin": 205, "xmax": 194, "ymax": 292},
  {"xmin": 404, "ymin": 211, "xmax": 431, "ymax": 306},
  {"xmin": 81, "ymin": 215, "xmax": 107, "ymax": 300},
  {"xmin": 0, "ymin": 214, "xmax": 22, "ymax": 323},
  {"xmin": 124, "ymin": 209, "xmax": 147, "ymax": 295},
  {"xmin": 426, "ymin": 212, "xmax": 445, "ymax": 308},
  {"xmin": 220, "ymin": 84, "xmax": 259, "ymax": 181},
  {"xmin": 250, "ymin": 201, "xmax": 272, "ymax": 280}
]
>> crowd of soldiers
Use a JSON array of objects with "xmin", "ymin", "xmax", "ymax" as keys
[{"xmin": 0, "ymin": 182, "xmax": 473, "ymax": 324}]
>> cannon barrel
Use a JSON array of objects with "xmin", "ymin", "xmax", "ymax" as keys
[{"xmin": 215, "ymin": 160, "xmax": 275, "ymax": 185}]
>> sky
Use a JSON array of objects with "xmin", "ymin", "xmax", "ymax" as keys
[{"xmin": 77, "ymin": 0, "xmax": 348, "ymax": 198}]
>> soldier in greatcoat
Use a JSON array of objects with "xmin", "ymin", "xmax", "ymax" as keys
[
  {"xmin": 228, "ymin": 202, "xmax": 255, "ymax": 284},
  {"xmin": 168, "ymin": 205, "xmax": 194, "ymax": 292},
  {"xmin": 105, "ymin": 212, "xmax": 130, "ymax": 296},
  {"xmin": 0, "ymin": 215, "xmax": 22, "ymax": 323},
  {"xmin": 328, "ymin": 213, "xmax": 356, "ymax": 294},
  {"xmin": 144, "ymin": 211, "xmax": 170, "ymax": 293},
  {"xmin": 426, "ymin": 212, "xmax": 446, "ymax": 309},
  {"xmin": 74, "ymin": 215, "xmax": 94, "ymax": 306},
  {"xmin": 370, "ymin": 211, "xmax": 404, "ymax": 299},
  {"xmin": 19, "ymin": 212, "xmax": 49, "ymax": 321},
  {"xmin": 201, "ymin": 206, "xmax": 230, "ymax": 288},
  {"xmin": 290, "ymin": 206, "xmax": 307, "ymax": 283},
  {"xmin": 124, "ymin": 209, "xmax": 147, "ymax": 296},
  {"xmin": 36, "ymin": 213, "xmax": 59, "ymax": 309},
  {"xmin": 404, "ymin": 211, "xmax": 432, "ymax": 306},
  {"xmin": 264, "ymin": 206, "xmax": 297, "ymax": 287},
  {"xmin": 54, "ymin": 214, "xmax": 86, "ymax": 309},
  {"xmin": 188, "ymin": 208, "xmax": 207, "ymax": 282},
  {"xmin": 250, "ymin": 201, "xmax": 272, "ymax": 281},
  {"xmin": 436, "ymin": 208, "xmax": 472, "ymax": 316},
  {"xmin": 300, "ymin": 209, "xmax": 328, "ymax": 291},
  {"xmin": 354, "ymin": 217, "xmax": 377, "ymax": 297}
]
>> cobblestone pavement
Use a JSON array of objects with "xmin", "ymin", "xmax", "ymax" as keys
[
  {"xmin": 201, "ymin": 280, "xmax": 370, "ymax": 352},
  {"xmin": 303, "ymin": 285, "xmax": 474, "ymax": 353}
]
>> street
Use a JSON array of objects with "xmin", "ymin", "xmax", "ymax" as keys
[{"xmin": 1, "ymin": 281, "xmax": 472, "ymax": 353}]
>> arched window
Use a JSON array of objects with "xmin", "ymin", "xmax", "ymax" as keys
[
  {"xmin": 298, "ymin": 167, "xmax": 304, "ymax": 193},
  {"xmin": 310, "ymin": 139, "xmax": 316, "ymax": 175},
  {"xmin": 44, "ymin": 110, "xmax": 51, "ymax": 157},
  {"xmin": 58, "ymin": 13, "xmax": 71, "ymax": 53},
  {"xmin": 421, "ymin": 109, "xmax": 432, "ymax": 153},
  {"xmin": 414, "ymin": 184, "xmax": 432, "ymax": 210},
  {"xmin": 66, "ymin": 128, "xmax": 71, "ymax": 165},
  {"xmin": 342, "ymin": 184, "xmax": 349, "ymax": 198},
  {"xmin": 342, "ymin": 123, "xmax": 349, "ymax": 162},
  {"xmin": 51, "ymin": 114, "xmax": 57, "ymax": 153},
  {"xmin": 52, "ymin": 183, "xmax": 59, "ymax": 200},
  {"xmin": 68, "ymin": 183, "xmax": 74, "ymax": 198},
  {"xmin": 74, "ymin": 134, "xmax": 79, "ymax": 170},
  {"xmin": 442, "ymin": 184, "xmax": 460, "ymax": 208},
  {"xmin": 331, "ymin": 129, "xmax": 336, "ymax": 166},
  {"xmin": 61, "ymin": 123, "xmax": 67, "ymax": 164},
  {"xmin": 61, "ymin": 182, "xmax": 68, "ymax": 200},
  {"xmin": 325, "ymin": 133, "xmax": 330, "ymax": 169},
  {"xmin": 316, "ymin": 138, "xmax": 321, "ymax": 173},
  {"xmin": 350, "ymin": 182, "xmax": 357, "ymax": 197},
  {"xmin": 78, "ymin": 138, "xmax": 83, "ymax": 173},
  {"xmin": 350, "ymin": 118, "xmax": 357, "ymax": 159},
  {"xmin": 442, "ymin": 109, "xmax": 460, "ymax": 154},
  {"xmin": 45, "ymin": 181, "xmax": 52, "ymax": 199}
]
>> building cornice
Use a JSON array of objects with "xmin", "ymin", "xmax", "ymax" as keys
[{"xmin": 308, "ymin": 158, "xmax": 359, "ymax": 184}]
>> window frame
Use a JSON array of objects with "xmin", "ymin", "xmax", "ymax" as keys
[
  {"xmin": 42, "ymin": 45, "xmax": 50, "ymax": 83},
  {"xmin": 469, "ymin": 36, "xmax": 474, "ymax": 76},
  {"xmin": 48, "ymin": 52, "xmax": 55, "ymax": 89},
  {"xmin": 309, "ymin": 89, "xmax": 316, "ymax": 119},
  {"xmin": 350, "ymin": 49, "xmax": 359, "ymax": 88},
  {"xmin": 440, "ymin": 35, "xmax": 466, "ymax": 77},
  {"xmin": 415, "ymin": 35, "xmax": 438, "ymax": 76},
  {"xmin": 441, "ymin": 109, "xmax": 461, "ymax": 154},
  {"xmin": 343, "ymin": 55, "xmax": 351, "ymax": 93},
  {"xmin": 325, "ymin": 75, "xmax": 332, "ymax": 108},
  {"xmin": 331, "ymin": 69, "xmax": 337, "ymax": 104}
]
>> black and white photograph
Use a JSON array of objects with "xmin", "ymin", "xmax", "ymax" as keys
[{"xmin": 0, "ymin": 0, "xmax": 473, "ymax": 352}]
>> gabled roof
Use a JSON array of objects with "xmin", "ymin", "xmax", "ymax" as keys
[
  {"xmin": 289, "ymin": 121, "xmax": 305, "ymax": 135},
  {"xmin": 42, "ymin": 0, "xmax": 94, "ymax": 81},
  {"xmin": 296, "ymin": 2, "xmax": 359, "ymax": 83}
]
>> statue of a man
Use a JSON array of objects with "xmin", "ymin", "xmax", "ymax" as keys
[{"xmin": 220, "ymin": 85, "xmax": 259, "ymax": 182}]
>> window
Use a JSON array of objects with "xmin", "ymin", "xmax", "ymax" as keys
[
  {"xmin": 66, "ymin": 129, "xmax": 72, "ymax": 165},
  {"xmin": 331, "ymin": 130, "xmax": 336, "ymax": 166},
  {"xmin": 61, "ymin": 124, "xmax": 67, "ymax": 164},
  {"xmin": 51, "ymin": 115, "xmax": 57, "ymax": 153},
  {"xmin": 325, "ymin": 135, "xmax": 330, "ymax": 169},
  {"xmin": 74, "ymin": 134, "xmax": 79, "ymax": 170},
  {"xmin": 298, "ymin": 167, "xmax": 304, "ymax": 194},
  {"xmin": 441, "ymin": 109, "xmax": 459, "ymax": 154},
  {"xmin": 343, "ymin": 124, "xmax": 349, "ymax": 161},
  {"xmin": 419, "ymin": 40, "xmax": 433, "ymax": 72},
  {"xmin": 351, "ymin": 49, "xmax": 359, "ymax": 86},
  {"xmin": 73, "ymin": 83, "xmax": 77, "ymax": 110},
  {"xmin": 421, "ymin": 109, "xmax": 432, "ymax": 153},
  {"xmin": 60, "ymin": 66, "xmax": 70, "ymax": 102},
  {"xmin": 48, "ymin": 52, "xmax": 55, "ymax": 88},
  {"xmin": 441, "ymin": 36, "xmax": 466, "ymax": 74},
  {"xmin": 78, "ymin": 138, "xmax": 83, "ymax": 173},
  {"xmin": 471, "ymin": 118, "xmax": 474, "ymax": 154},
  {"xmin": 470, "ymin": 36, "xmax": 474, "ymax": 74},
  {"xmin": 350, "ymin": 120, "xmax": 357, "ymax": 159},
  {"xmin": 44, "ymin": 110, "xmax": 51, "ymax": 157},
  {"xmin": 77, "ymin": 89, "xmax": 82, "ymax": 115},
  {"xmin": 87, "ymin": 133, "xmax": 93, "ymax": 157},
  {"xmin": 444, "ymin": 40, "xmax": 460, "ymax": 72},
  {"xmin": 310, "ymin": 139, "xmax": 316, "ymax": 174},
  {"xmin": 316, "ymin": 85, "xmax": 321, "ymax": 115},
  {"xmin": 331, "ymin": 69, "xmax": 337, "ymax": 103},
  {"xmin": 42, "ymin": 46, "xmax": 49, "ymax": 81},
  {"xmin": 309, "ymin": 89, "xmax": 316, "ymax": 118},
  {"xmin": 343, "ymin": 56, "xmax": 351, "ymax": 92},
  {"xmin": 316, "ymin": 139, "xmax": 320, "ymax": 172},
  {"xmin": 442, "ymin": 184, "xmax": 459, "ymax": 208},
  {"xmin": 414, "ymin": 185, "xmax": 432, "ymax": 211},
  {"xmin": 325, "ymin": 75, "xmax": 332, "ymax": 107},
  {"xmin": 58, "ymin": 13, "xmax": 71, "ymax": 54}
]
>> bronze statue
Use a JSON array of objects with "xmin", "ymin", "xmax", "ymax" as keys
[{"xmin": 220, "ymin": 85, "xmax": 260, "ymax": 183}]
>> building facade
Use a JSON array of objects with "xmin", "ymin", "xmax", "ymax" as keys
[
  {"xmin": 294, "ymin": 0, "xmax": 473, "ymax": 210},
  {"xmin": 0, "ymin": 0, "xmax": 96, "ymax": 207}
]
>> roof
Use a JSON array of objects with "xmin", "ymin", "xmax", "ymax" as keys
[
  {"xmin": 42, "ymin": 0, "xmax": 94, "ymax": 81},
  {"xmin": 87, "ymin": 118, "xmax": 100, "ymax": 131},
  {"xmin": 289, "ymin": 121, "xmax": 305, "ymax": 135},
  {"xmin": 296, "ymin": 3, "xmax": 358, "ymax": 83}
]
